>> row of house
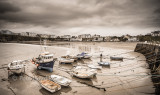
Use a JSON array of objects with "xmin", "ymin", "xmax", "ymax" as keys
[{"xmin": 0, "ymin": 30, "xmax": 139, "ymax": 42}]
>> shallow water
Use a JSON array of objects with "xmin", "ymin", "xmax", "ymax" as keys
[{"xmin": 0, "ymin": 42, "xmax": 155, "ymax": 95}]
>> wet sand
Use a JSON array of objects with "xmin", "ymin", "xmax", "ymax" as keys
[{"xmin": 0, "ymin": 42, "xmax": 155, "ymax": 95}]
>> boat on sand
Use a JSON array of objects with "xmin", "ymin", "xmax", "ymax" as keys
[
  {"xmin": 72, "ymin": 66, "xmax": 96, "ymax": 79},
  {"xmin": 40, "ymin": 80, "xmax": 61, "ymax": 93},
  {"xmin": 51, "ymin": 75, "xmax": 72, "ymax": 86}
]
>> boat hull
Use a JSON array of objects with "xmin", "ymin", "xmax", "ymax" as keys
[
  {"xmin": 37, "ymin": 60, "xmax": 54, "ymax": 72},
  {"xmin": 110, "ymin": 56, "xmax": 123, "ymax": 61}
]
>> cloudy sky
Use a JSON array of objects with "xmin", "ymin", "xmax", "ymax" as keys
[{"xmin": 0, "ymin": 0, "xmax": 160, "ymax": 36}]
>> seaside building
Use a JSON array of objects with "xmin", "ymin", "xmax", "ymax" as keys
[
  {"xmin": 151, "ymin": 31, "xmax": 160, "ymax": 36},
  {"xmin": 20, "ymin": 32, "xmax": 28, "ymax": 36},
  {"xmin": 92, "ymin": 35, "xmax": 104, "ymax": 41},
  {"xmin": 104, "ymin": 36, "xmax": 111, "ymax": 42},
  {"xmin": 127, "ymin": 36, "xmax": 138, "ymax": 42},
  {"xmin": 78, "ymin": 34, "xmax": 92, "ymax": 41},
  {"xmin": 39, "ymin": 34, "xmax": 50, "ymax": 38},
  {"xmin": 26, "ymin": 32, "xmax": 37, "ymax": 37},
  {"xmin": 49, "ymin": 35, "xmax": 57, "ymax": 38}
]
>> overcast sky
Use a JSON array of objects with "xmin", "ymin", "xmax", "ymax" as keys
[{"xmin": 0, "ymin": 0, "xmax": 160, "ymax": 36}]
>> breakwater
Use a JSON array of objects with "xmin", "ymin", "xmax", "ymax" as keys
[{"xmin": 134, "ymin": 43, "xmax": 160, "ymax": 95}]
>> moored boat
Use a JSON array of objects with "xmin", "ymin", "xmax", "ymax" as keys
[
  {"xmin": 8, "ymin": 60, "xmax": 25, "ymax": 74},
  {"xmin": 32, "ymin": 45, "xmax": 55, "ymax": 72},
  {"xmin": 59, "ymin": 57, "xmax": 74, "ymax": 64},
  {"xmin": 98, "ymin": 62, "xmax": 110, "ymax": 66},
  {"xmin": 110, "ymin": 56, "xmax": 123, "ymax": 61},
  {"xmin": 40, "ymin": 80, "xmax": 61, "ymax": 93},
  {"xmin": 72, "ymin": 66, "xmax": 96, "ymax": 79},
  {"xmin": 51, "ymin": 75, "xmax": 72, "ymax": 86},
  {"xmin": 77, "ymin": 52, "xmax": 92, "ymax": 59}
]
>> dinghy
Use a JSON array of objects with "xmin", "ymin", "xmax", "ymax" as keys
[
  {"xmin": 72, "ymin": 66, "xmax": 96, "ymax": 79},
  {"xmin": 59, "ymin": 58, "xmax": 74, "ymax": 64},
  {"xmin": 77, "ymin": 52, "xmax": 92, "ymax": 59},
  {"xmin": 110, "ymin": 56, "xmax": 123, "ymax": 61},
  {"xmin": 40, "ymin": 80, "xmax": 61, "ymax": 93},
  {"xmin": 8, "ymin": 60, "xmax": 25, "ymax": 74},
  {"xmin": 51, "ymin": 75, "xmax": 72, "ymax": 86},
  {"xmin": 61, "ymin": 55, "xmax": 78, "ymax": 60},
  {"xmin": 98, "ymin": 62, "xmax": 110, "ymax": 66}
]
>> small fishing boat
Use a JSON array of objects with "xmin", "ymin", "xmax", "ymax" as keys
[
  {"xmin": 88, "ymin": 64, "xmax": 102, "ymax": 70},
  {"xmin": 72, "ymin": 66, "xmax": 96, "ymax": 79},
  {"xmin": 77, "ymin": 52, "xmax": 92, "ymax": 59},
  {"xmin": 40, "ymin": 80, "xmax": 61, "ymax": 93},
  {"xmin": 8, "ymin": 60, "xmax": 25, "ymax": 74},
  {"xmin": 61, "ymin": 55, "xmax": 78, "ymax": 60},
  {"xmin": 110, "ymin": 56, "xmax": 123, "ymax": 61},
  {"xmin": 98, "ymin": 62, "xmax": 110, "ymax": 66},
  {"xmin": 51, "ymin": 75, "xmax": 72, "ymax": 86},
  {"xmin": 32, "ymin": 51, "xmax": 55, "ymax": 72},
  {"xmin": 59, "ymin": 57, "xmax": 74, "ymax": 64},
  {"xmin": 32, "ymin": 44, "xmax": 55, "ymax": 72}
]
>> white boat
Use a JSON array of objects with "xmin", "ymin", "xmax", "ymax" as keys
[
  {"xmin": 59, "ymin": 58, "xmax": 74, "ymax": 64},
  {"xmin": 61, "ymin": 55, "xmax": 78, "ymax": 60},
  {"xmin": 51, "ymin": 75, "xmax": 72, "ymax": 86},
  {"xmin": 40, "ymin": 80, "xmax": 61, "ymax": 93},
  {"xmin": 98, "ymin": 62, "xmax": 110, "ymax": 66},
  {"xmin": 8, "ymin": 60, "xmax": 25, "ymax": 74},
  {"xmin": 72, "ymin": 66, "xmax": 96, "ymax": 79},
  {"xmin": 77, "ymin": 52, "xmax": 92, "ymax": 59},
  {"xmin": 88, "ymin": 64, "xmax": 102, "ymax": 70}
]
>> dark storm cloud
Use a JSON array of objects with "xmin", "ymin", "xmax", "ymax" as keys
[
  {"xmin": 0, "ymin": 0, "xmax": 160, "ymax": 35},
  {"xmin": 0, "ymin": 1, "xmax": 20, "ymax": 14}
]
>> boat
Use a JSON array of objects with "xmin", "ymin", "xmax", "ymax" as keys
[
  {"xmin": 61, "ymin": 55, "xmax": 78, "ymax": 60},
  {"xmin": 51, "ymin": 75, "xmax": 72, "ymax": 86},
  {"xmin": 32, "ymin": 40, "xmax": 55, "ymax": 72},
  {"xmin": 98, "ymin": 62, "xmax": 110, "ymax": 66},
  {"xmin": 77, "ymin": 52, "xmax": 92, "ymax": 59},
  {"xmin": 59, "ymin": 57, "xmax": 74, "ymax": 64},
  {"xmin": 110, "ymin": 56, "xmax": 123, "ymax": 61},
  {"xmin": 40, "ymin": 80, "xmax": 61, "ymax": 93},
  {"xmin": 32, "ymin": 50, "xmax": 55, "ymax": 72},
  {"xmin": 8, "ymin": 60, "xmax": 25, "ymax": 74},
  {"xmin": 88, "ymin": 64, "xmax": 102, "ymax": 70},
  {"xmin": 72, "ymin": 66, "xmax": 96, "ymax": 79}
]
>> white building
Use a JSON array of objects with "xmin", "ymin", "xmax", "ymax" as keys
[
  {"xmin": 151, "ymin": 31, "xmax": 160, "ymax": 36},
  {"xmin": 105, "ymin": 36, "xmax": 111, "ymax": 41},
  {"xmin": 78, "ymin": 34, "xmax": 91, "ymax": 38},
  {"xmin": 39, "ymin": 34, "xmax": 49, "ymax": 38},
  {"xmin": 61, "ymin": 35, "xmax": 71, "ymax": 39},
  {"xmin": 20, "ymin": 32, "xmax": 28, "ymax": 36},
  {"xmin": 50, "ymin": 35, "xmax": 57, "ymax": 38},
  {"xmin": 27, "ymin": 32, "xmax": 37, "ymax": 37},
  {"xmin": 128, "ymin": 37, "xmax": 138, "ymax": 42}
]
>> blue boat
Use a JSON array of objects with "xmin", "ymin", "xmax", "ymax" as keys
[
  {"xmin": 32, "ymin": 52, "xmax": 55, "ymax": 72},
  {"xmin": 77, "ymin": 52, "xmax": 92, "ymax": 59}
]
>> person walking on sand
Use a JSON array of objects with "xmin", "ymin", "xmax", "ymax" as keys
[{"xmin": 100, "ymin": 53, "xmax": 102, "ymax": 62}]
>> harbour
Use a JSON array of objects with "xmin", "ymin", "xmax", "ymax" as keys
[{"xmin": 0, "ymin": 42, "xmax": 156, "ymax": 95}]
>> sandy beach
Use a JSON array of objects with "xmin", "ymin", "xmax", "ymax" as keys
[{"xmin": 0, "ymin": 42, "xmax": 155, "ymax": 95}]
